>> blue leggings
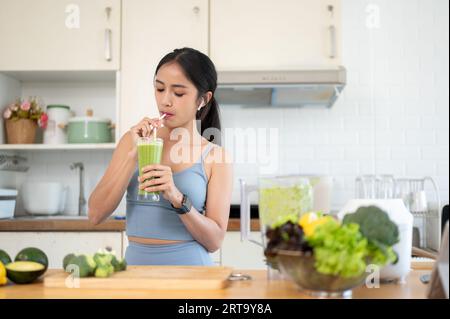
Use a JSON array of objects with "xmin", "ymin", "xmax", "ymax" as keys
[{"xmin": 125, "ymin": 240, "xmax": 214, "ymax": 266}]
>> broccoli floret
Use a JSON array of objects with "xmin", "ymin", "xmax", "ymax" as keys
[
  {"xmin": 95, "ymin": 265, "xmax": 114, "ymax": 278},
  {"xmin": 343, "ymin": 206, "xmax": 399, "ymax": 246},
  {"xmin": 343, "ymin": 206, "xmax": 400, "ymax": 266},
  {"xmin": 119, "ymin": 258, "xmax": 127, "ymax": 271}
]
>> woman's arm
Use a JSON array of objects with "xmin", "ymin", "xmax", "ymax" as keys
[
  {"xmin": 89, "ymin": 117, "xmax": 164, "ymax": 225},
  {"xmin": 138, "ymin": 146, "xmax": 234, "ymax": 252},
  {"xmin": 177, "ymin": 147, "xmax": 233, "ymax": 252},
  {"xmin": 87, "ymin": 132, "xmax": 136, "ymax": 225}
]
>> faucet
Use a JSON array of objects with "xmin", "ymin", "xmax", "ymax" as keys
[{"xmin": 70, "ymin": 162, "xmax": 86, "ymax": 216}]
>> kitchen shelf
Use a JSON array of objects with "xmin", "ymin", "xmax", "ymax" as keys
[
  {"xmin": 0, "ymin": 70, "xmax": 116, "ymax": 82},
  {"xmin": 0, "ymin": 143, "xmax": 116, "ymax": 150}
]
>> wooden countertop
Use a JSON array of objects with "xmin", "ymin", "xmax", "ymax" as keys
[
  {"xmin": 0, "ymin": 264, "xmax": 432, "ymax": 299},
  {"xmin": 0, "ymin": 217, "xmax": 126, "ymax": 232},
  {"xmin": 0, "ymin": 217, "xmax": 260, "ymax": 232}
]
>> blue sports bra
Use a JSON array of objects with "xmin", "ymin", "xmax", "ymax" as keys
[{"xmin": 126, "ymin": 142, "xmax": 215, "ymax": 241}]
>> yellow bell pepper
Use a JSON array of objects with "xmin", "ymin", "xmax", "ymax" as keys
[
  {"xmin": 0, "ymin": 261, "xmax": 7, "ymax": 286},
  {"xmin": 299, "ymin": 212, "xmax": 334, "ymax": 237}
]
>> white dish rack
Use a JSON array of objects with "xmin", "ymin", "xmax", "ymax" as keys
[{"xmin": 0, "ymin": 154, "xmax": 29, "ymax": 172}]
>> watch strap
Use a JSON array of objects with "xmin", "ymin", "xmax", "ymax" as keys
[{"xmin": 171, "ymin": 194, "xmax": 192, "ymax": 214}]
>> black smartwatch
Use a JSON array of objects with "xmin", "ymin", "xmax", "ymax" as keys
[{"xmin": 171, "ymin": 193, "xmax": 192, "ymax": 215}]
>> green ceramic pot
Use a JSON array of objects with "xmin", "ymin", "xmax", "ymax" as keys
[{"xmin": 67, "ymin": 116, "xmax": 112, "ymax": 144}]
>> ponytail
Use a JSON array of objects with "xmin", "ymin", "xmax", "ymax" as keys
[{"xmin": 196, "ymin": 96, "xmax": 221, "ymax": 145}]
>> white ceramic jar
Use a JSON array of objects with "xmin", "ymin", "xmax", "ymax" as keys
[
  {"xmin": 43, "ymin": 105, "xmax": 71, "ymax": 144},
  {"xmin": 337, "ymin": 199, "xmax": 413, "ymax": 282}
]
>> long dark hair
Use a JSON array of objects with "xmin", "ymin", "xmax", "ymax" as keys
[{"xmin": 155, "ymin": 47, "xmax": 221, "ymax": 145}]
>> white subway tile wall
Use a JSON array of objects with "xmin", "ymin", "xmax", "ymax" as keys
[
  {"xmin": 221, "ymin": 0, "xmax": 449, "ymax": 209},
  {"xmin": 11, "ymin": 150, "xmax": 125, "ymax": 217},
  {"xmin": 20, "ymin": 81, "xmax": 117, "ymax": 124},
  {"xmin": 5, "ymin": 0, "xmax": 448, "ymax": 216}
]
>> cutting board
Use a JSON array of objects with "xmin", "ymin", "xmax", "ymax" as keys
[{"xmin": 43, "ymin": 266, "xmax": 234, "ymax": 290}]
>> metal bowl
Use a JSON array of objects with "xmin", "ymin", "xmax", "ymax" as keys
[{"xmin": 275, "ymin": 249, "xmax": 368, "ymax": 298}]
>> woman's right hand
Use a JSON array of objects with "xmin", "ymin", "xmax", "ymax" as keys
[{"xmin": 130, "ymin": 117, "xmax": 164, "ymax": 145}]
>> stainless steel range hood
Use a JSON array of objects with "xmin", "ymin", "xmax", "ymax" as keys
[{"xmin": 215, "ymin": 67, "xmax": 346, "ymax": 108}]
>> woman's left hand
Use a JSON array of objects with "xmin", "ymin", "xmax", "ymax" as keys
[{"xmin": 138, "ymin": 164, "xmax": 183, "ymax": 207}]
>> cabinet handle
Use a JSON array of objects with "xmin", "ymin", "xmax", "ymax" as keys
[
  {"xmin": 193, "ymin": 6, "xmax": 200, "ymax": 14},
  {"xmin": 105, "ymin": 28, "xmax": 112, "ymax": 61},
  {"xmin": 328, "ymin": 25, "xmax": 336, "ymax": 59},
  {"xmin": 105, "ymin": 6, "xmax": 112, "ymax": 20}
]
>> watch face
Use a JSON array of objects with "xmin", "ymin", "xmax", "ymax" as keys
[{"xmin": 182, "ymin": 195, "xmax": 192, "ymax": 213}]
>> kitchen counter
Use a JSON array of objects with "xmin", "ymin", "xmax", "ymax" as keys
[
  {"xmin": 0, "ymin": 217, "xmax": 260, "ymax": 232},
  {"xmin": 0, "ymin": 217, "xmax": 125, "ymax": 232},
  {"xmin": 0, "ymin": 264, "xmax": 432, "ymax": 299}
]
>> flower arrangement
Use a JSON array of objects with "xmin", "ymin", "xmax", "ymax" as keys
[{"xmin": 3, "ymin": 97, "xmax": 48, "ymax": 129}]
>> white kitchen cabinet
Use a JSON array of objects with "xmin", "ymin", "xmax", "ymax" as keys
[
  {"xmin": 210, "ymin": 0, "xmax": 342, "ymax": 71},
  {"xmin": 0, "ymin": 0, "xmax": 120, "ymax": 71},
  {"xmin": 220, "ymin": 231, "xmax": 267, "ymax": 270},
  {"xmin": 0, "ymin": 232, "xmax": 123, "ymax": 268},
  {"xmin": 119, "ymin": 0, "xmax": 209, "ymax": 136}
]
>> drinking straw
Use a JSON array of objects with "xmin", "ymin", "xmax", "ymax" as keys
[{"xmin": 152, "ymin": 113, "xmax": 167, "ymax": 140}]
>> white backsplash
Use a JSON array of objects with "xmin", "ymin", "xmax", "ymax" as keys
[
  {"xmin": 21, "ymin": 80, "xmax": 117, "ymax": 125},
  {"xmin": 221, "ymin": 0, "xmax": 449, "ymax": 209},
  {"xmin": 7, "ymin": 150, "xmax": 125, "ymax": 217}
]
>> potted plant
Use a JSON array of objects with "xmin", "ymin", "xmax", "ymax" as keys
[{"xmin": 2, "ymin": 97, "xmax": 48, "ymax": 144}]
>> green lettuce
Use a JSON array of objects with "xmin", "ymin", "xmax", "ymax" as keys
[{"xmin": 307, "ymin": 219, "xmax": 369, "ymax": 278}]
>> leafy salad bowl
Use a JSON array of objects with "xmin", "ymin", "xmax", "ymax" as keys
[
  {"xmin": 264, "ymin": 206, "xmax": 400, "ymax": 298},
  {"xmin": 274, "ymin": 249, "xmax": 369, "ymax": 298}
]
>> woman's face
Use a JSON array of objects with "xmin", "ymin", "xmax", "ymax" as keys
[{"xmin": 154, "ymin": 62, "xmax": 201, "ymax": 128}]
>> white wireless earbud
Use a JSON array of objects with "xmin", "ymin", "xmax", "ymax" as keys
[{"xmin": 197, "ymin": 98, "xmax": 206, "ymax": 111}]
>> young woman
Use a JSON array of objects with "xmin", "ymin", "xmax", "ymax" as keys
[{"xmin": 88, "ymin": 48, "xmax": 233, "ymax": 266}]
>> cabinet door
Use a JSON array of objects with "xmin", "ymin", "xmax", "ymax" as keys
[
  {"xmin": 0, "ymin": 232, "xmax": 123, "ymax": 268},
  {"xmin": 119, "ymin": 0, "xmax": 208, "ymax": 137},
  {"xmin": 0, "ymin": 0, "xmax": 120, "ymax": 70},
  {"xmin": 221, "ymin": 232, "xmax": 267, "ymax": 269},
  {"xmin": 210, "ymin": 0, "xmax": 342, "ymax": 71}
]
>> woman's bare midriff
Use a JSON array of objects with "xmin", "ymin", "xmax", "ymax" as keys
[{"xmin": 128, "ymin": 236, "xmax": 188, "ymax": 245}]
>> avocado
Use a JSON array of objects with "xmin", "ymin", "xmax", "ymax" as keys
[
  {"xmin": 0, "ymin": 249, "xmax": 12, "ymax": 266},
  {"xmin": 6, "ymin": 261, "xmax": 46, "ymax": 284},
  {"xmin": 15, "ymin": 247, "xmax": 48, "ymax": 271}
]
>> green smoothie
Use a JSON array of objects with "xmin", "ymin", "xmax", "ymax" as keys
[{"xmin": 137, "ymin": 137, "xmax": 164, "ymax": 201}]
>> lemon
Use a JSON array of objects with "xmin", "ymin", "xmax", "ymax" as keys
[{"xmin": 0, "ymin": 261, "xmax": 7, "ymax": 286}]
